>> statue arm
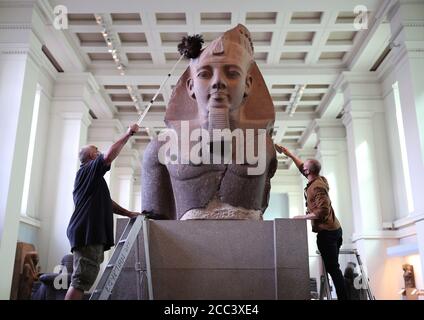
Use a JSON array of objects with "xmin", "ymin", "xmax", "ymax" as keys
[{"xmin": 141, "ymin": 138, "xmax": 176, "ymax": 220}]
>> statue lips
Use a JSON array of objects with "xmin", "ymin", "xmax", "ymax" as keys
[{"xmin": 209, "ymin": 91, "xmax": 230, "ymax": 109}]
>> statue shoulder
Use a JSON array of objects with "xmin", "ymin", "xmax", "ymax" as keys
[{"xmin": 143, "ymin": 137, "xmax": 165, "ymax": 167}]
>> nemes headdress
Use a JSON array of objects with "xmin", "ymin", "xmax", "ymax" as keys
[{"xmin": 165, "ymin": 24, "xmax": 275, "ymax": 131}]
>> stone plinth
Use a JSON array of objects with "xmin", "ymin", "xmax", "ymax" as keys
[{"xmin": 111, "ymin": 219, "xmax": 309, "ymax": 300}]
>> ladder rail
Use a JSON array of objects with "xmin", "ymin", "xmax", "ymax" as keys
[
  {"xmin": 339, "ymin": 249, "xmax": 375, "ymax": 300},
  {"xmin": 353, "ymin": 250, "xmax": 375, "ymax": 300},
  {"xmin": 135, "ymin": 233, "xmax": 142, "ymax": 300},
  {"xmin": 143, "ymin": 217, "xmax": 154, "ymax": 300},
  {"xmin": 317, "ymin": 253, "xmax": 333, "ymax": 300},
  {"xmin": 89, "ymin": 215, "xmax": 144, "ymax": 300}
]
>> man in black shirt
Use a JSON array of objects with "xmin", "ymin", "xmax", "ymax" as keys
[{"xmin": 65, "ymin": 123, "xmax": 140, "ymax": 300}]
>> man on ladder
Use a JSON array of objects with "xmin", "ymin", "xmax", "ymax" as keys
[
  {"xmin": 275, "ymin": 144, "xmax": 348, "ymax": 300},
  {"xmin": 65, "ymin": 123, "xmax": 141, "ymax": 300}
]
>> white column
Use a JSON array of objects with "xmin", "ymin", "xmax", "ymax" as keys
[
  {"xmin": 287, "ymin": 192, "xmax": 302, "ymax": 218},
  {"xmin": 341, "ymin": 73, "xmax": 397, "ymax": 235},
  {"xmin": 341, "ymin": 73, "xmax": 400, "ymax": 299},
  {"xmin": 114, "ymin": 166, "xmax": 135, "ymax": 211},
  {"xmin": 387, "ymin": 0, "xmax": 424, "ymax": 289},
  {"xmin": 387, "ymin": 0, "xmax": 424, "ymax": 217},
  {"xmin": 0, "ymin": 1, "xmax": 48, "ymax": 298},
  {"xmin": 38, "ymin": 74, "xmax": 96, "ymax": 273},
  {"xmin": 133, "ymin": 172, "xmax": 142, "ymax": 213},
  {"xmin": 270, "ymin": 170, "xmax": 303, "ymax": 219},
  {"xmin": 314, "ymin": 119, "xmax": 354, "ymax": 245}
]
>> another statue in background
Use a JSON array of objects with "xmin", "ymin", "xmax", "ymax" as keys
[
  {"xmin": 18, "ymin": 251, "xmax": 40, "ymax": 299},
  {"xmin": 403, "ymin": 263, "xmax": 416, "ymax": 289}
]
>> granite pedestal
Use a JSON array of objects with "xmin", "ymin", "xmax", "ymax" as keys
[{"xmin": 111, "ymin": 219, "xmax": 310, "ymax": 300}]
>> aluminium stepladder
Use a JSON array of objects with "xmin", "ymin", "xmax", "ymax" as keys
[{"xmin": 89, "ymin": 215, "xmax": 153, "ymax": 300}]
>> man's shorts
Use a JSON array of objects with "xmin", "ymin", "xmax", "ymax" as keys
[{"xmin": 70, "ymin": 244, "xmax": 104, "ymax": 292}]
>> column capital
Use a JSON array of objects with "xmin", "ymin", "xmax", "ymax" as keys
[
  {"xmin": 388, "ymin": 0, "xmax": 424, "ymax": 55},
  {"xmin": 52, "ymin": 73, "xmax": 103, "ymax": 127},
  {"xmin": 88, "ymin": 119, "xmax": 124, "ymax": 143},
  {"xmin": 337, "ymin": 71, "xmax": 382, "ymax": 98},
  {"xmin": 341, "ymin": 98, "xmax": 385, "ymax": 128},
  {"xmin": 51, "ymin": 102, "xmax": 92, "ymax": 127},
  {"xmin": 316, "ymin": 140, "xmax": 348, "ymax": 158},
  {"xmin": 312, "ymin": 119, "xmax": 346, "ymax": 140},
  {"xmin": 54, "ymin": 72, "xmax": 115, "ymax": 119},
  {"xmin": 54, "ymin": 72, "xmax": 99, "ymax": 96},
  {"xmin": 296, "ymin": 147, "xmax": 317, "ymax": 160},
  {"xmin": 115, "ymin": 148, "xmax": 140, "ymax": 172},
  {"xmin": 114, "ymin": 167, "xmax": 135, "ymax": 179}
]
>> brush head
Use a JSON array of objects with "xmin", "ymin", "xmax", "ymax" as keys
[{"xmin": 178, "ymin": 34, "xmax": 204, "ymax": 59}]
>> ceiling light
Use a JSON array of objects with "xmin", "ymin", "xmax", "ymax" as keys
[{"xmin": 287, "ymin": 84, "xmax": 306, "ymax": 117}]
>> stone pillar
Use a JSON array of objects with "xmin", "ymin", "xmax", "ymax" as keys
[
  {"xmin": 387, "ymin": 0, "xmax": 424, "ymax": 288},
  {"xmin": 38, "ymin": 73, "xmax": 96, "ymax": 273},
  {"xmin": 133, "ymin": 183, "xmax": 142, "ymax": 213},
  {"xmin": 341, "ymin": 73, "xmax": 399, "ymax": 299},
  {"xmin": 287, "ymin": 191, "xmax": 303, "ymax": 219},
  {"xmin": 313, "ymin": 119, "xmax": 354, "ymax": 245},
  {"xmin": 0, "ymin": 1, "xmax": 48, "ymax": 298},
  {"xmin": 114, "ymin": 166, "xmax": 135, "ymax": 211},
  {"xmin": 114, "ymin": 147, "xmax": 139, "ymax": 209},
  {"xmin": 133, "ymin": 171, "xmax": 142, "ymax": 213},
  {"xmin": 270, "ymin": 170, "xmax": 303, "ymax": 219}
]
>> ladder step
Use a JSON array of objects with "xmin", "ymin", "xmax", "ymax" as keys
[{"xmin": 90, "ymin": 216, "xmax": 144, "ymax": 300}]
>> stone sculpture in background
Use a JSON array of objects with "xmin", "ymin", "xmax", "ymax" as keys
[
  {"xmin": 403, "ymin": 263, "xmax": 416, "ymax": 289},
  {"xmin": 18, "ymin": 251, "xmax": 40, "ymax": 299},
  {"xmin": 401, "ymin": 263, "xmax": 422, "ymax": 300},
  {"xmin": 142, "ymin": 24, "xmax": 277, "ymax": 220}
]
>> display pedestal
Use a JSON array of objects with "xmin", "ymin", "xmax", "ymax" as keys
[{"xmin": 111, "ymin": 219, "xmax": 310, "ymax": 300}]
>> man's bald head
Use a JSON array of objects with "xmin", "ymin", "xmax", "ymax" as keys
[
  {"xmin": 79, "ymin": 145, "xmax": 99, "ymax": 164},
  {"xmin": 304, "ymin": 159, "xmax": 321, "ymax": 176}
]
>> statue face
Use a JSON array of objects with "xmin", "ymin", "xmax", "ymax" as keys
[{"xmin": 187, "ymin": 44, "xmax": 252, "ymax": 119}]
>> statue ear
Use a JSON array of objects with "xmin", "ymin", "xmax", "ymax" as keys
[
  {"xmin": 186, "ymin": 78, "xmax": 196, "ymax": 100},
  {"xmin": 244, "ymin": 74, "xmax": 253, "ymax": 98}
]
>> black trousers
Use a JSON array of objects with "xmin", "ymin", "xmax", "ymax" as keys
[{"xmin": 317, "ymin": 228, "xmax": 348, "ymax": 300}]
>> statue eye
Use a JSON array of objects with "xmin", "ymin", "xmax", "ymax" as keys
[
  {"xmin": 197, "ymin": 70, "xmax": 211, "ymax": 78},
  {"xmin": 227, "ymin": 69, "xmax": 241, "ymax": 78}
]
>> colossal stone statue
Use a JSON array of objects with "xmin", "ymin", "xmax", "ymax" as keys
[{"xmin": 142, "ymin": 24, "xmax": 277, "ymax": 220}]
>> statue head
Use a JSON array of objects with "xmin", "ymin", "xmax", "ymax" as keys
[
  {"xmin": 186, "ymin": 25, "xmax": 253, "ymax": 131},
  {"xmin": 165, "ymin": 24, "xmax": 274, "ymax": 133}
]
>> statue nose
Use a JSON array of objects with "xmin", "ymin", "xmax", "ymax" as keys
[
  {"xmin": 211, "ymin": 71, "xmax": 227, "ymax": 90},
  {"xmin": 212, "ymin": 81, "xmax": 226, "ymax": 90}
]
